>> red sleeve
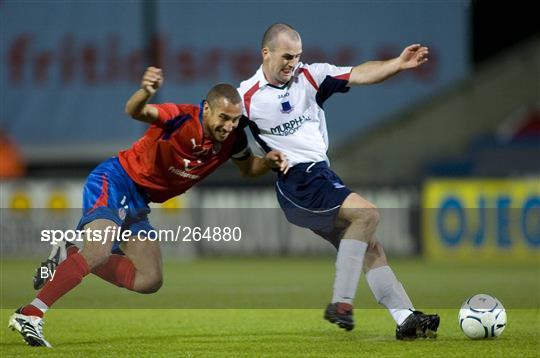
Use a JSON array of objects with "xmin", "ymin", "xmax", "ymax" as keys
[{"xmin": 150, "ymin": 103, "xmax": 181, "ymax": 124}]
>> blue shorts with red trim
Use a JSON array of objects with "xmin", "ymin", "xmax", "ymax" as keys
[
  {"xmin": 275, "ymin": 161, "xmax": 352, "ymax": 249},
  {"xmin": 76, "ymin": 157, "xmax": 154, "ymax": 253}
]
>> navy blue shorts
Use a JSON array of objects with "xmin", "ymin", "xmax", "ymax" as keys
[
  {"xmin": 275, "ymin": 161, "xmax": 352, "ymax": 248},
  {"xmin": 76, "ymin": 157, "xmax": 154, "ymax": 253}
]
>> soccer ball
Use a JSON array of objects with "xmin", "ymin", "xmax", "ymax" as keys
[{"xmin": 459, "ymin": 294, "xmax": 507, "ymax": 339}]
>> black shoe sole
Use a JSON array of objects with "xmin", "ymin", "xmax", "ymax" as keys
[
  {"xmin": 324, "ymin": 313, "xmax": 354, "ymax": 331},
  {"xmin": 396, "ymin": 315, "xmax": 440, "ymax": 340}
]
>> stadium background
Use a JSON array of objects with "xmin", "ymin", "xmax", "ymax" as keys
[{"xmin": 1, "ymin": 1, "xmax": 539, "ymax": 356}]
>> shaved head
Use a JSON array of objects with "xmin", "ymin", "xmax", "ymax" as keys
[
  {"xmin": 261, "ymin": 23, "xmax": 301, "ymax": 50},
  {"xmin": 206, "ymin": 83, "xmax": 241, "ymax": 107},
  {"xmin": 260, "ymin": 23, "xmax": 303, "ymax": 86},
  {"xmin": 203, "ymin": 83, "xmax": 243, "ymax": 143}
]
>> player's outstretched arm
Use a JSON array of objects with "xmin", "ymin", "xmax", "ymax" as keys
[
  {"xmin": 125, "ymin": 66, "xmax": 163, "ymax": 123},
  {"xmin": 233, "ymin": 150, "xmax": 290, "ymax": 177},
  {"xmin": 347, "ymin": 44, "xmax": 429, "ymax": 86}
]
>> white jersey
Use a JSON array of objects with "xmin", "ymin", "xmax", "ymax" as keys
[{"xmin": 238, "ymin": 63, "xmax": 352, "ymax": 166}]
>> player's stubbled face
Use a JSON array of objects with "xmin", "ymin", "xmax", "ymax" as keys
[
  {"xmin": 263, "ymin": 33, "xmax": 302, "ymax": 86},
  {"xmin": 203, "ymin": 98, "xmax": 242, "ymax": 142}
]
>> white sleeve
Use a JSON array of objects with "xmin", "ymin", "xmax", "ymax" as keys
[
  {"xmin": 304, "ymin": 63, "xmax": 353, "ymax": 86},
  {"xmin": 237, "ymin": 85, "xmax": 247, "ymax": 116}
]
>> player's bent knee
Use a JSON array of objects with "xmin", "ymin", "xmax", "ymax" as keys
[
  {"xmin": 366, "ymin": 207, "xmax": 380, "ymax": 226},
  {"xmin": 146, "ymin": 278, "xmax": 163, "ymax": 294},
  {"xmin": 135, "ymin": 273, "xmax": 163, "ymax": 294},
  {"xmin": 137, "ymin": 279, "xmax": 163, "ymax": 294},
  {"xmin": 349, "ymin": 206, "xmax": 380, "ymax": 227}
]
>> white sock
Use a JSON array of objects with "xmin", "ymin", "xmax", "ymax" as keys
[
  {"xmin": 331, "ymin": 239, "xmax": 368, "ymax": 304},
  {"xmin": 365, "ymin": 265, "xmax": 414, "ymax": 325},
  {"xmin": 31, "ymin": 298, "xmax": 49, "ymax": 313}
]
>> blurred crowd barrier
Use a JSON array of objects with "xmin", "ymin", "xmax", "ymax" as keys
[
  {"xmin": 0, "ymin": 181, "xmax": 417, "ymax": 258},
  {"xmin": 3, "ymin": 178, "xmax": 538, "ymax": 261}
]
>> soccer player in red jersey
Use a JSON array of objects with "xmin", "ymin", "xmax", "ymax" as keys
[{"xmin": 9, "ymin": 67, "xmax": 289, "ymax": 347}]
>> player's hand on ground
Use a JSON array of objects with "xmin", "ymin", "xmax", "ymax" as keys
[
  {"xmin": 265, "ymin": 150, "xmax": 290, "ymax": 174},
  {"xmin": 141, "ymin": 67, "xmax": 164, "ymax": 95},
  {"xmin": 398, "ymin": 44, "xmax": 429, "ymax": 69}
]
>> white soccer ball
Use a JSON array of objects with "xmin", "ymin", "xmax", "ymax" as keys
[{"xmin": 459, "ymin": 294, "xmax": 507, "ymax": 339}]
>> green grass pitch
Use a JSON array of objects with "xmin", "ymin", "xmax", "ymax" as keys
[{"xmin": 1, "ymin": 258, "xmax": 539, "ymax": 356}]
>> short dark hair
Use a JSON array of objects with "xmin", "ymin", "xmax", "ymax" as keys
[
  {"xmin": 261, "ymin": 23, "xmax": 300, "ymax": 49},
  {"xmin": 206, "ymin": 83, "xmax": 241, "ymax": 107}
]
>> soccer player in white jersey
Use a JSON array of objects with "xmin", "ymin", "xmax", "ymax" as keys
[{"xmin": 238, "ymin": 23, "xmax": 439, "ymax": 339}]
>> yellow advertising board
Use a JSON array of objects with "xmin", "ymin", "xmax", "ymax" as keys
[{"xmin": 422, "ymin": 179, "xmax": 540, "ymax": 261}]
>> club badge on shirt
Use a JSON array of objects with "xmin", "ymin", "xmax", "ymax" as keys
[{"xmin": 280, "ymin": 101, "xmax": 294, "ymax": 114}]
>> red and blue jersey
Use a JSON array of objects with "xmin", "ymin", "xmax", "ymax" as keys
[{"xmin": 118, "ymin": 102, "xmax": 250, "ymax": 203}]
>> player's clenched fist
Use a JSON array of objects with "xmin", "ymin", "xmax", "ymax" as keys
[
  {"xmin": 265, "ymin": 150, "xmax": 290, "ymax": 174},
  {"xmin": 141, "ymin": 67, "xmax": 164, "ymax": 95}
]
